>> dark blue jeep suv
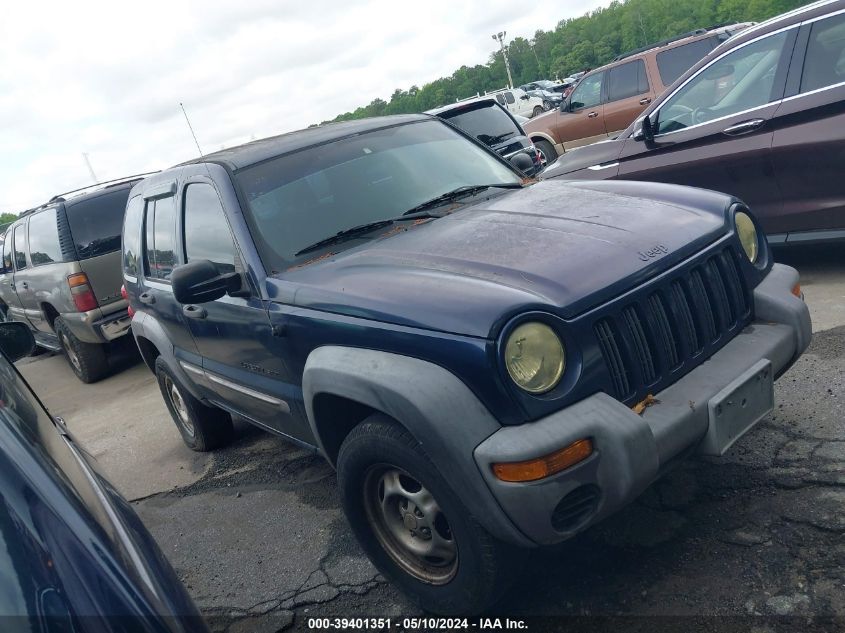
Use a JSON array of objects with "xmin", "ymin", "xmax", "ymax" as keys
[{"xmin": 122, "ymin": 114, "xmax": 811, "ymax": 615}]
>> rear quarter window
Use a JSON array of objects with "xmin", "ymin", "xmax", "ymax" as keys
[
  {"xmin": 66, "ymin": 188, "xmax": 131, "ymax": 260},
  {"xmin": 27, "ymin": 208, "xmax": 64, "ymax": 266},
  {"xmin": 122, "ymin": 195, "xmax": 144, "ymax": 277},
  {"xmin": 656, "ymin": 36, "xmax": 718, "ymax": 86}
]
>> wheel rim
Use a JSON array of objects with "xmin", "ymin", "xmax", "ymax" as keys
[
  {"xmin": 164, "ymin": 375, "xmax": 194, "ymax": 437},
  {"xmin": 60, "ymin": 332, "xmax": 81, "ymax": 373},
  {"xmin": 537, "ymin": 147, "xmax": 549, "ymax": 166},
  {"xmin": 363, "ymin": 465, "xmax": 458, "ymax": 585}
]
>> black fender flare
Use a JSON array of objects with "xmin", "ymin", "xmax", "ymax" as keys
[{"xmin": 302, "ymin": 346, "xmax": 532, "ymax": 547}]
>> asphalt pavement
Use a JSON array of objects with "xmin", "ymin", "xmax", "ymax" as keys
[{"xmin": 17, "ymin": 244, "xmax": 845, "ymax": 631}]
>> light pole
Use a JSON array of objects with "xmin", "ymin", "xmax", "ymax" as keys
[{"xmin": 492, "ymin": 31, "xmax": 514, "ymax": 89}]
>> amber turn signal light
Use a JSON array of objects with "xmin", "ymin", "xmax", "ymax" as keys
[
  {"xmin": 492, "ymin": 439, "xmax": 593, "ymax": 482},
  {"xmin": 791, "ymin": 283, "xmax": 802, "ymax": 299}
]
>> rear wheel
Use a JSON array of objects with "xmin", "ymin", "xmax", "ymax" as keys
[
  {"xmin": 532, "ymin": 105, "xmax": 545, "ymax": 118},
  {"xmin": 534, "ymin": 139, "xmax": 558, "ymax": 166},
  {"xmin": 337, "ymin": 414, "xmax": 523, "ymax": 615},
  {"xmin": 155, "ymin": 356, "xmax": 233, "ymax": 451},
  {"xmin": 54, "ymin": 317, "xmax": 109, "ymax": 383}
]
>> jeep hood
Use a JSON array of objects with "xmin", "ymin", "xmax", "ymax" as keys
[{"xmin": 267, "ymin": 180, "xmax": 732, "ymax": 338}]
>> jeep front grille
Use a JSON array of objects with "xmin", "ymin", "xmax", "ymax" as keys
[{"xmin": 594, "ymin": 246, "xmax": 751, "ymax": 403}]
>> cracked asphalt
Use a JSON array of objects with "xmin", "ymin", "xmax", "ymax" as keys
[{"xmin": 17, "ymin": 244, "xmax": 845, "ymax": 631}]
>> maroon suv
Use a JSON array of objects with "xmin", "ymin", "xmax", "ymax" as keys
[{"xmin": 543, "ymin": 0, "xmax": 845, "ymax": 245}]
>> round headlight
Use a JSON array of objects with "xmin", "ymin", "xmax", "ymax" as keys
[
  {"xmin": 504, "ymin": 322, "xmax": 565, "ymax": 394},
  {"xmin": 735, "ymin": 211, "xmax": 759, "ymax": 263}
]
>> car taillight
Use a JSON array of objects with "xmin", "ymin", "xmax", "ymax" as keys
[
  {"xmin": 67, "ymin": 273, "xmax": 99, "ymax": 312},
  {"xmin": 121, "ymin": 284, "xmax": 135, "ymax": 318}
]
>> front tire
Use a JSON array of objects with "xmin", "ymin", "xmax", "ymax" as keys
[
  {"xmin": 155, "ymin": 356, "xmax": 233, "ymax": 451},
  {"xmin": 55, "ymin": 317, "xmax": 109, "ymax": 383},
  {"xmin": 534, "ymin": 139, "xmax": 558, "ymax": 165},
  {"xmin": 532, "ymin": 105, "xmax": 545, "ymax": 118},
  {"xmin": 337, "ymin": 414, "xmax": 523, "ymax": 615}
]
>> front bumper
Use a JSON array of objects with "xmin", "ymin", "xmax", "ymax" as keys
[{"xmin": 474, "ymin": 264, "xmax": 811, "ymax": 545}]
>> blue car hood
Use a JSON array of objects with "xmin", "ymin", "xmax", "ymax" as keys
[{"xmin": 267, "ymin": 180, "xmax": 732, "ymax": 338}]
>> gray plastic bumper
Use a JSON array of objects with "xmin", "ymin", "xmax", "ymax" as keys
[{"xmin": 474, "ymin": 264, "xmax": 811, "ymax": 546}]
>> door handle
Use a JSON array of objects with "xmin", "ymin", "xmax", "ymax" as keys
[
  {"xmin": 722, "ymin": 118, "xmax": 765, "ymax": 136},
  {"xmin": 138, "ymin": 292, "xmax": 156, "ymax": 305},
  {"xmin": 9, "ymin": 283, "xmax": 15, "ymax": 291},
  {"xmin": 587, "ymin": 111, "xmax": 599, "ymax": 118},
  {"xmin": 182, "ymin": 305, "xmax": 207, "ymax": 319},
  {"xmin": 19, "ymin": 281, "xmax": 28, "ymax": 289},
  {"xmin": 639, "ymin": 97, "xmax": 652, "ymax": 105}
]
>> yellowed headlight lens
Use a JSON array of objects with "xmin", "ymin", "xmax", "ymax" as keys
[
  {"xmin": 504, "ymin": 322, "xmax": 565, "ymax": 394},
  {"xmin": 735, "ymin": 211, "xmax": 759, "ymax": 263}
]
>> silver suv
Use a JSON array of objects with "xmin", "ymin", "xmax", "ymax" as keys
[{"xmin": 0, "ymin": 176, "xmax": 145, "ymax": 382}]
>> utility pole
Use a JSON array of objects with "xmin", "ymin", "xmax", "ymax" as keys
[
  {"xmin": 492, "ymin": 31, "xmax": 514, "ymax": 89},
  {"xmin": 81, "ymin": 153, "xmax": 98, "ymax": 183}
]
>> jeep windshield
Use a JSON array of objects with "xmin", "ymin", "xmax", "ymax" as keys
[
  {"xmin": 436, "ymin": 101, "xmax": 521, "ymax": 147},
  {"xmin": 235, "ymin": 119, "xmax": 521, "ymax": 269}
]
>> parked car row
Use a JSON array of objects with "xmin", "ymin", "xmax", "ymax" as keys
[
  {"xmin": 545, "ymin": 0, "xmax": 845, "ymax": 244},
  {"xmin": 0, "ymin": 0, "xmax": 837, "ymax": 620},
  {"xmin": 524, "ymin": 22, "xmax": 753, "ymax": 161}
]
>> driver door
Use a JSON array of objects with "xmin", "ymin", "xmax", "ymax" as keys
[{"xmin": 617, "ymin": 27, "xmax": 798, "ymax": 230}]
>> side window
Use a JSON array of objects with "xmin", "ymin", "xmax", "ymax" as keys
[
  {"xmin": 495, "ymin": 94, "xmax": 505, "ymax": 105},
  {"xmin": 607, "ymin": 60, "xmax": 649, "ymax": 102},
  {"xmin": 1, "ymin": 235, "xmax": 10, "ymax": 272},
  {"xmin": 504, "ymin": 91, "xmax": 515, "ymax": 104},
  {"xmin": 143, "ymin": 196, "xmax": 177, "ymax": 281},
  {"xmin": 183, "ymin": 184, "xmax": 236, "ymax": 273},
  {"xmin": 12, "ymin": 224, "xmax": 27, "ymax": 270},
  {"xmin": 801, "ymin": 12, "xmax": 845, "ymax": 93},
  {"xmin": 122, "ymin": 195, "xmax": 144, "ymax": 277},
  {"xmin": 569, "ymin": 72, "xmax": 604, "ymax": 111},
  {"xmin": 27, "ymin": 209, "xmax": 63, "ymax": 266},
  {"xmin": 656, "ymin": 37, "xmax": 718, "ymax": 86},
  {"xmin": 656, "ymin": 30, "xmax": 790, "ymax": 135}
]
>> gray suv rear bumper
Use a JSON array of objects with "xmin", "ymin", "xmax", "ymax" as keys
[
  {"xmin": 474, "ymin": 264, "xmax": 811, "ymax": 545},
  {"xmin": 62, "ymin": 300, "xmax": 131, "ymax": 344}
]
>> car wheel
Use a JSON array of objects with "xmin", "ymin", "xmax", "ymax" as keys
[
  {"xmin": 54, "ymin": 317, "xmax": 109, "ymax": 383},
  {"xmin": 337, "ymin": 413, "xmax": 523, "ymax": 615},
  {"xmin": 155, "ymin": 356, "xmax": 233, "ymax": 451},
  {"xmin": 534, "ymin": 139, "xmax": 558, "ymax": 165},
  {"xmin": 532, "ymin": 105, "xmax": 545, "ymax": 118},
  {"xmin": 543, "ymin": 100, "xmax": 553, "ymax": 111}
]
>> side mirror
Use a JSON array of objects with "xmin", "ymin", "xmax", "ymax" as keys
[
  {"xmin": 520, "ymin": 94, "xmax": 530, "ymax": 100},
  {"xmin": 634, "ymin": 114, "xmax": 656, "ymax": 144},
  {"xmin": 509, "ymin": 152, "xmax": 535, "ymax": 174},
  {"xmin": 0, "ymin": 322, "xmax": 35, "ymax": 363},
  {"xmin": 171, "ymin": 260, "xmax": 242, "ymax": 304},
  {"xmin": 559, "ymin": 99, "xmax": 569, "ymax": 113}
]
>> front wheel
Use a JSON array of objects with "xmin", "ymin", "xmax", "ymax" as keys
[
  {"xmin": 534, "ymin": 139, "xmax": 558, "ymax": 166},
  {"xmin": 337, "ymin": 414, "xmax": 523, "ymax": 615},
  {"xmin": 532, "ymin": 105, "xmax": 545, "ymax": 118}
]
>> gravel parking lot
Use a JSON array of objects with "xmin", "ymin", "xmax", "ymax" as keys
[{"xmin": 17, "ymin": 244, "xmax": 845, "ymax": 631}]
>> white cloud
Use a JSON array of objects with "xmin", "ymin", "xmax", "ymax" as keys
[{"xmin": 0, "ymin": 0, "xmax": 605, "ymax": 212}]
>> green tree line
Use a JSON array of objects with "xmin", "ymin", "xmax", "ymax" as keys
[{"xmin": 320, "ymin": 0, "xmax": 811, "ymax": 124}]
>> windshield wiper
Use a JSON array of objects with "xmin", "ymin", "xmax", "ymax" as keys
[
  {"xmin": 402, "ymin": 183, "xmax": 522, "ymax": 216},
  {"xmin": 294, "ymin": 220, "xmax": 394, "ymax": 256}
]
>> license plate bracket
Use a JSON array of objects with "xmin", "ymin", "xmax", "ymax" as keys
[{"xmin": 699, "ymin": 359, "xmax": 774, "ymax": 456}]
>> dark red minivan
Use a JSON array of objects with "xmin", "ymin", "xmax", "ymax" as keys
[{"xmin": 543, "ymin": 0, "xmax": 845, "ymax": 245}]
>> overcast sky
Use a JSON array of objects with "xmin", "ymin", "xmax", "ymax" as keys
[{"xmin": 0, "ymin": 0, "xmax": 606, "ymax": 213}]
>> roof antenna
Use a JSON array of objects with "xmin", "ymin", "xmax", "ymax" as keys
[{"xmin": 180, "ymin": 102, "xmax": 205, "ymax": 159}]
